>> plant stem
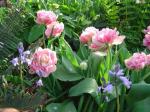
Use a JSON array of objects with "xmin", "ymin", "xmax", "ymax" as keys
[
  {"xmin": 115, "ymin": 84, "xmax": 120, "ymax": 112},
  {"xmin": 83, "ymin": 96, "xmax": 91, "ymax": 112},
  {"xmin": 43, "ymin": 33, "xmax": 46, "ymax": 48},
  {"xmin": 19, "ymin": 62, "xmax": 24, "ymax": 93}
]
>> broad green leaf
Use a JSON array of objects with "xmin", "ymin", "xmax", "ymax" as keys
[
  {"xmin": 88, "ymin": 52, "xmax": 105, "ymax": 78},
  {"xmin": 69, "ymin": 78, "xmax": 98, "ymax": 96},
  {"xmin": 127, "ymin": 82, "xmax": 150, "ymax": 105},
  {"xmin": 62, "ymin": 56, "xmax": 76, "ymax": 73},
  {"xmin": 27, "ymin": 25, "xmax": 45, "ymax": 44},
  {"xmin": 59, "ymin": 101, "xmax": 77, "ymax": 112},
  {"xmin": 132, "ymin": 97, "xmax": 150, "ymax": 112},
  {"xmin": 46, "ymin": 103, "xmax": 61, "ymax": 112},
  {"xmin": 46, "ymin": 101, "xmax": 77, "ymax": 112},
  {"xmin": 53, "ymin": 64, "xmax": 83, "ymax": 81}
]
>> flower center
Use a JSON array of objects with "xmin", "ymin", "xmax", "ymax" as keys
[{"xmin": 40, "ymin": 54, "xmax": 50, "ymax": 66}]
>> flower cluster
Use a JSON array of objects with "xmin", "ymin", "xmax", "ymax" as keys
[
  {"xmin": 29, "ymin": 47, "xmax": 57, "ymax": 78},
  {"xmin": 36, "ymin": 10, "xmax": 64, "ymax": 38},
  {"xmin": 11, "ymin": 42, "xmax": 31, "ymax": 66},
  {"xmin": 80, "ymin": 27, "xmax": 125, "ymax": 51},
  {"xmin": 143, "ymin": 25, "xmax": 150, "ymax": 49}
]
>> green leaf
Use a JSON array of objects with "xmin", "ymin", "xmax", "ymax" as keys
[
  {"xmin": 59, "ymin": 101, "xmax": 77, "ymax": 112},
  {"xmin": 27, "ymin": 25, "xmax": 45, "ymax": 44},
  {"xmin": 53, "ymin": 64, "xmax": 83, "ymax": 81},
  {"xmin": 132, "ymin": 97, "xmax": 150, "ymax": 112},
  {"xmin": 118, "ymin": 44, "xmax": 131, "ymax": 66},
  {"xmin": 77, "ymin": 45, "xmax": 89, "ymax": 60},
  {"xmin": 59, "ymin": 37, "xmax": 79, "ymax": 67},
  {"xmin": 69, "ymin": 78, "xmax": 98, "ymax": 96},
  {"xmin": 62, "ymin": 56, "xmax": 76, "ymax": 73},
  {"xmin": 127, "ymin": 82, "xmax": 150, "ymax": 105},
  {"xmin": 46, "ymin": 101, "xmax": 77, "ymax": 112},
  {"xmin": 46, "ymin": 103, "xmax": 61, "ymax": 112}
]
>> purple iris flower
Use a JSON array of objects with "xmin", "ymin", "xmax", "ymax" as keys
[
  {"xmin": 21, "ymin": 50, "xmax": 31, "ymax": 65},
  {"xmin": 109, "ymin": 64, "xmax": 132, "ymax": 89},
  {"xmin": 97, "ymin": 86, "xmax": 102, "ymax": 93},
  {"xmin": 11, "ymin": 42, "xmax": 31, "ymax": 67},
  {"xmin": 11, "ymin": 57, "xmax": 19, "ymax": 66},
  {"xmin": 17, "ymin": 42, "xmax": 24, "ymax": 56},
  {"xmin": 119, "ymin": 76, "xmax": 131, "ymax": 89},
  {"xmin": 103, "ymin": 84, "xmax": 113, "ymax": 93},
  {"xmin": 36, "ymin": 79, "xmax": 43, "ymax": 87},
  {"xmin": 109, "ymin": 64, "xmax": 124, "ymax": 77}
]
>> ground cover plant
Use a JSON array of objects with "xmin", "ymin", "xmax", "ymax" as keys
[{"xmin": 0, "ymin": 0, "xmax": 150, "ymax": 112}]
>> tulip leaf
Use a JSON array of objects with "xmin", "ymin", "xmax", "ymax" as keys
[
  {"xmin": 46, "ymin": 103, "xmax": 61, "ymax": 112},
  {"xmin": 46, "ymin": 101, "xmax": 77, "ymax": 112},
  {"xmin": 59, "ymin": 37, "xmax": 79, "ymax": 67},
  {"xmin": 27, "ymin": 25, "xmax": 45, "ymax": 44},
  {"xmin": 127, "ymin": 82, "xmax": 150, "ymax": 106},
  {"xmin": 53, "ymin": 64, "xmax": 83, "ymax": 81},
  {"xmin": 132, "ymin": 97, "xmax": 150, "ymax": 112},
  {"xmin": 69, "ymin": 78, "xmax": 98, "ymax": 96},
  {"xmin": 62, "ymin": 56, "xmax": 76, "ymax": 73}
]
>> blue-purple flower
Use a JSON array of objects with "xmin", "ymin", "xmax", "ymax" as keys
[
  {"xmin": 103, "ymin": 84, "xmax": 113, "ymax": 93},
  {"xmin": 36, "ymin": 79, "xmax": 43, "ymax": 87},
  {"xmin": 109, "ymin": 64, "xmax": 124, "ymax": 77},
  {"xmin": 97, "ymin": 86, "xmax": 102, "ymax": 93},
  {"xmin": 17, "ymin": 42, "xmax": 24, "ymax": 55},
  {"xmin": 119, "ymin": 76, "xmax": 131, "ymax": 89},
  {"xmin": 11, "ymin": 42, "xmax": 31, "ymax": 66},
  {"xmin": 98, "ymin": 84, "xmax": 113, "ymax": 94},
  {"xmin": 109, "ymin": 64, "xmax": 131, "ymax": 89},
  {"xmin": 11, "ymin": 57, "xmax": 19, "ymax": 66}
]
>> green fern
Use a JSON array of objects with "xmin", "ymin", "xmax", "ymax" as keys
[
  {"xmin": 0, "ymin": 92, "xmax": 43, "ymax": 110},
  {"xmin": 0, "ymin": 6, "xmax": 26, "ymax": 59},
  {"xmin": 117, "ymin": 0, "xmax": 150, "ymax": 51}
]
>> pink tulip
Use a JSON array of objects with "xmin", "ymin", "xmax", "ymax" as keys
[
  {"xmin": 125, "ymin": 52, "xmax": 147, "ymax": 70},
  {"xmin": 143, "ymin": 34, "xmax": 150, "ymax": 49},
  {"xmin": 146, "ymin": 54, "xmax": 150, "ymax": 66},
  {"xmin": 45, "ymin": 22, "xmax": 64, "ymax": 38},
  {"xmin": 80, "ymin": 27, "xmax": 98, "ymax": 44},
  {"xmin": 143, "ymin": 25, "xmax": 150, "ymax": 34},
  {"xmin": 89, "ymin": 43, "xmax": 101, "ymax": 51},
  {"xmin": 29, "ymin": 47, "xmax": 57, "ymax": 77},
  {"xmin": 36, "ymin": 10, "xmax": 57, "ymax": 25},
  {"xmin": 92, "ymin": 28, "xmax": 125, "ymax": 47}
]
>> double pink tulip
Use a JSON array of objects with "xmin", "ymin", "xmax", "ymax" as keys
[
  {"xmin": 125, "ymin": 52, "xmax": 148, "ymax": 70},
  {"xmin": 36, "ymin": 10, "xmax": 57, "ymax": 25},
  {"xmin": 45, "ymin": 21, "xmax": 64, "ymax": 37},
  {"xmin": 29, "ymin": 47, "xmax": 57, "ymax": 77},
  {"xmin": 36, "ymin": 10, "xmax": 64, "ymax": 38},
  {"xmin": 80, "ymin": 27, "xmax": 125, "ymax": 51},
  {"xmin": 143, "ymin": 25, "xmax": 150, "ymax": 49}
]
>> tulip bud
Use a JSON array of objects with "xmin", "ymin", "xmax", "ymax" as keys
[{"xmin": 80, "ymin": 61, "xmax": 88, "ymax": 70}]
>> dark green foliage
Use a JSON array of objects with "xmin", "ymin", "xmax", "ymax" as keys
[
  {"xmin": 0, "ymin": 7, "xmax": 26, "ymax": 58},
  {"xmin": 118, "ymin": 0, "xmax": 150, "ymax": 51},
  {"xmin": 0, "ymin": 92, "xmax": 43, "ymax": 110}
]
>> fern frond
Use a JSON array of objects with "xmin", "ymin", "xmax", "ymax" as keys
[
  {"xmin": 0, "ymin": 7, "xmax": 26, "ymax": 58},
  {"xmin": 0, "ymin": 93, "xmax": 43, "ymax": 110}
]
